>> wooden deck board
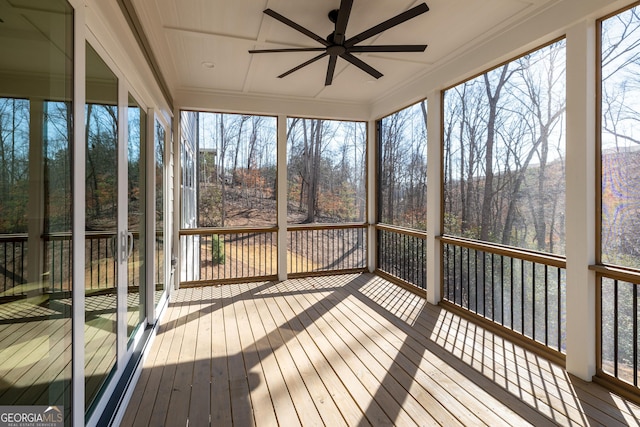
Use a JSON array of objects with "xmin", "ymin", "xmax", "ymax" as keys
[
  {"xmin": 295, "ymin": 278, "xmax": 452, "ymax": 426},
  {"xmin": 145, "ymin": 288, "xmax": 188, "ymax": 427},
  {"xmin": 234, "ymin": 282, "xmax": 281, "ymax": 427},
  {"xmin": 225, "ymin": 284, "xmax": 255, "ymax": 426},
  {"xmin": 271, "ymin": 282, "xmax": 369, "ymax": 426},
  {"xmin": 245, "ymin": 281, "xmax": 323, "ymax": 427},
  {"xmin": 121, "ymin": 273, "xmax": 640, "ymax": 426},
  {"xmin": 186, "ymin": 286, "xmax": 213, "ymax": 427},
  {"xmin": 281, "ymin": 280, "xmax": 395, "ymax": 426},
  {"xmin": 121, "ymin": 287, "xmax": 188, "ymax": 426},
  {"xmin": 262, "ymin": 282, "xmax": 348, "ymax": 427},
  {"xmin": 210, "ymin": 285, "xmax": 233, "ymax": 426},
  {"xmin": 165, "ymin": 287, "xmax": 204, "ymax": 426},
  {"xmin": 320, "ymin": 280, "xmax": 490, "ymax": 426}
]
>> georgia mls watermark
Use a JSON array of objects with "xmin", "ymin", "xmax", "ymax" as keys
[{"xmin": 0, "ymin": 406, "xmax": 64, "ymax": 427}]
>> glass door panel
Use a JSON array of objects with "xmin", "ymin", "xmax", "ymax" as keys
[
  {"xmin": 0, "ymin": 0, "xmax": 74, "ymax": 423},
  {"xmin": 127, "ymin": 95, "xmax": 146, "ymax": 342},
  {"xmin": 154, "ymin": 120, "xmax": 165, "ymax": 307},
  {"xmin": 84, "ymin": 43, "xmax": 118, "ymax": 409}
]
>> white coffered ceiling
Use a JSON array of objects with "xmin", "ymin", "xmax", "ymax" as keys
[{"xmin": 130, "ymin": 0, "xmax": 561, "ymax": 110}]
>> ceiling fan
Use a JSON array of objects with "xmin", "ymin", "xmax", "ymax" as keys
[{"xmin": 248, "ymin": 1, "xmax": 429, "ymax": 85}]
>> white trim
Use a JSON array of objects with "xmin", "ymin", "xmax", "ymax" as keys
[
  {"xmin": 146, "ymin": 108, "xmax": 157, "ymax": 324},
  {"xmin": 564, "ymin": 19, "xmax": 597, "ymax": 381},
  {"xmin": 426, "ymin": 93, "xmax": 442, "ymax": 305},
  {"xmin": 70, "ymin": 0, "xmax": 86, "ymax": 424},
  {"xmin": 176, "ymin": 89, "xmax": 370, "ymax": 122},
  {"xmin": 83, "ymin": 40, "xmax": 132, "ymax": 426},
  {"xmin": 277, "ymin": 115, "xmax": 288, "ymax": 281},
  {"xmin": 85, "ymin": 0, "xmax": 170, "ymax": 118},
  {"xmin": 367, "ymin": 120, "xmax": 377, "ymax": 273},
  {"xmin": 165, "ymin": 118, "xmax": 173, "ymax": 297},
  {"xmin": 172, "ymin": 108, "xmax": 181, "ymax": 289},
  {"xmin": 117, "ymin": 76, "xmax": 129, "ymax": 368}
]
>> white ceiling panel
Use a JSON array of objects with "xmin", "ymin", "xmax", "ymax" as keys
[{"xmin": 130, "ymin": 0, "xmax": 566, "ymax": 109}]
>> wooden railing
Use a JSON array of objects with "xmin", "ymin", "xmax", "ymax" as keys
[
  {"xmin": 0, "ymin": 232, "xmax": 149, "ymax": 297},
  {"xmin": 440, "ymin": 236, "xmax": 567, "ymax": 356},
  {"xmin": 179, "ymin": 227, "xmax": 278, "ymax": 285},
  {"xmin": 287, "ymin": 223, "xmax": 367, "ymax": 276},
  {"xmin": 592, "ymin": 264, "xmax": 640, "ymax": 396},
  {"xmin": 0, "ymin": 234, "xmax": 28, "ymax": 297},
  {"xmin": 376, "ymin": 224, "xmax": 426, "ymax": 291}
]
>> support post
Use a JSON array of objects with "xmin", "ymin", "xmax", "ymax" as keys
[
  {"xmin": 277, "ymin": 115, "xmax": 288, "ymax": 281},
  {"xmin": 426, "ymin": 92, "xmax": 442, "ymax": 305},
  {"xmin": 565, "ymin": 20, "xmax": 597, "ymax": 381},
  {"xmin": 367, "ymin": 120, "xmax": 377, "ymax": 273},
  {"xmin": 27, "ymin": 99, "xmax": 44, "ymax": 287}
]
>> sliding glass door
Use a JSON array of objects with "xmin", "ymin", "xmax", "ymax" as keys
[
  {"xmin": 0, "ymin": 0, "xmax": 74, "ymax": 422},
  {"xmin": 84, "ymin": 44, "xmax": 149, "ymax": 415},
  {"xmin": 84, "ymin": 43, "xmax": 119, "ymax": 411}
]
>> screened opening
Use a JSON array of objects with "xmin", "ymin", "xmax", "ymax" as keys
[
  {"xmin": 376, "ymin": 100, "xmax": 427, "ymax": 290},
  {"xmin": 599, "ymin": 4, "xmax": 640, "ymax": 390},
  {"xmin": 441, "ymin": 39, "xmax": 567, "ymax": 353}
]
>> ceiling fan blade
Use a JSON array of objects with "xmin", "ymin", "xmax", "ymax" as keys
[
  {"xmin": 264, "ymin": 9, "xmax": 330, "ymax": 47},
  {"xmin": 249, "ymin": 47, "xmax": 326, "ymax": 54},
  {"xmin": 325, "ymin": 54, "xmax": 338, "ymax": 85},
  {"xmin": 333, "ymin": 0, "xmax": 354, "ymax": 45},
  {"xmin": 340, "ymin": 52, "xmax": 383, "ymax": 79},
  {"xmin": 278, "ymin": 52, "xmax": 329, "ymax": 78},
  {"xmin": 349, "ymin": 44, "xmax": 427, "ymax": 53},
  {"xmin": 344, "ymin": 3, "xmax": 429, "ymax": 48}
]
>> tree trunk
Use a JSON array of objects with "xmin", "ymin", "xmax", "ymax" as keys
[
  {"xmin": 219, "ymin": 115, "xmax": 226, "ymax": 227},
  {"xmin": 85, "ymin": 104, "xmax": 101, "ymax": 220},
  {"xmin": 480, "ymin": 66, "xmax": 511, "ymax": 241},
  {"xmin": 306, "ymin": 120, "xmax": 322, "ymax": 223}
]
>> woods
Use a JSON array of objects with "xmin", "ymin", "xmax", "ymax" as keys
[
  {"xmin": 197, "ymin": 113, "xmax": 277, "ymax": 227},
  {"xmin": 0, "ymin": 99, "xmax": 73, "ymax": 235},
  {"xmin": 601, "ymin": 7, "xmax": 640, "ymax": 270},
  {"xmin": 287, "ymin": 118, "xmax": 366, "ymax": 224},
  {"xmin": 444, "ymin": 39, "xmax": 567, "ymax": 255},
  {"xmin": 378, "ymin": 101, "xmax": 428, "ymax": 230},
  {"xmin": 195, "ymin": 113, "xmax": 369, "ymax": 227}
]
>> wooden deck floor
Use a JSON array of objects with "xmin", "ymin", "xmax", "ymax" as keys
[
  {"xmin": 121, "ymin": 273, "xmax": 640, "ymax": 426},
  {"xmin": 0, "ymin": 291, "xmax": 142, "ymax": 407}
]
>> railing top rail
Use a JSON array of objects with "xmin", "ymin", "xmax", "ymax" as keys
[
  {"xmin": 439, "ymin": 234, "xmax": 566, "ymax": 268},
  {"xmin": 43, "ymin": 231, "xmax": 119, "ymax": 241},
  {"xmin": 1, "ymin": 232, "xmax": 133, "ymax": 242},
  {"xmin": 179, "ymin": 226, "xmax": 278, "ymax": 236},
  {"xmin": 0, "ymin": 233, "xmax": 29, "ymax": 242},
  {"xmin": 287, "ymin": 222, "xmax": 367, "ymax": 231},
  {"xmin": 590, "ymin": 263, "xmax": 640, "ymax": 284},
  {"xmin": 375, "ymin": 223, "xmax": 427, "ymax": 239}
]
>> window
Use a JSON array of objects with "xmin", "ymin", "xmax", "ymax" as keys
[
  {"xmin": 197, "ymin": 112, "xmax": 277, "ymax": 227},
  {"xmin": 443, "ymin": 39, "xmax": 567, "ymax": 255},
  {"xmin": 85, "ymin": 42, "xmax": 119, "ymax": 409},
  {"xmin": 0, "ymin": 0, "xmax": 74, "ymax": 417},
  {"xmin": 0, "ymin": 98, "xmax": 29, "ymax": 234},
  {"xmin": 376, "ymin": 101, "xmax": 427, "ymax": 289},
  {"xmin": 287, "ymin": 118, "xmax": 366, "ymax": 224},
  {"xmin": 155, "ymin": 119, "xmax": 165, "ymax": 305},
  {"xmin": 600, "ymin": 5, "xmax": 640, "ymax": 270},
  {"xmin": 378, "ymin": 101, "xmax": 427, "ymax": 230},
  {"xmin": 441, "ymin": 40, "xmax": 567, "ymax": 351},
  {"xmin": 599, "ymin": 4, "xmax": 640, "ymax": 388}
]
